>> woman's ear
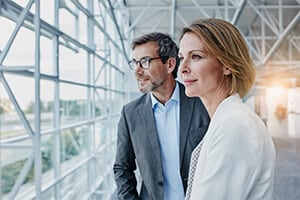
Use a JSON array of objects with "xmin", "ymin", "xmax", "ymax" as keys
[{"xmin": 223, "ymin": 66, "xmax": 232, "ymax": 75}]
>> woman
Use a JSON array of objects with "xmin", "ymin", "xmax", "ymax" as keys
[{"xmin": 179, "ymin": 18, "xmax": 276, "ymax": 200}]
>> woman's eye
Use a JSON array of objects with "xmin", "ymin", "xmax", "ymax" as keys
[
  {"xmin": 178, "ymin": 57, "xmax": 184, "ymax": 64},
  {"xmin": 191, "ymin": 54, "xmax": 202, "ymax": 60}
]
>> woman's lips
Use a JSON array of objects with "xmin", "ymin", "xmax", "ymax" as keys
[{"xmin": 183, "ymin": 79, "xmax": 197, "ymax": 86}]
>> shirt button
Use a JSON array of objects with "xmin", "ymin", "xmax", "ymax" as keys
[{"xmin": 158, "ymin": 181, "xmax": 163, "ymax": 187}]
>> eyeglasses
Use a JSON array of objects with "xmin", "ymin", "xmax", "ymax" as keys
[{"xmin": 128, "ymin": 56, "xmax": 162, "ymax": 70}]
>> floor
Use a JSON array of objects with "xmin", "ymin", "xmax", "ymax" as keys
[{"xmin": 273, "ymin": 137, "xmax": 300, "ymax": 200}]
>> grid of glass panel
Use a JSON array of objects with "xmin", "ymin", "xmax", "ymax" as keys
[{"xmin": 0, "ymin": 0, "xmax": 127, "ymax": 199}]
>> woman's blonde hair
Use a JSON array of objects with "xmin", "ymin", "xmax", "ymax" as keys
[{"xmin": 180, "ymin": 18, "xmax": 256, "ymax": 98}]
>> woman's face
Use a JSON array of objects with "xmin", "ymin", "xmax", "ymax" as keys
[{"xmin": 179, "ymin": 32, "xmax": 227, "ymax": 98}]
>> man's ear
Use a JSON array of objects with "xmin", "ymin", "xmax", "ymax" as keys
[
  {"xmin": 223, "ymin": 66, "xmax": 232, "ymax": 75},
  {"xmin": 167, "ymin": 57, "xmax": 176, "ymax": 73}
]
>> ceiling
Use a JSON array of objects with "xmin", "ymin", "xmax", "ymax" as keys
[{"xmin": 112, "ymin": 0, "xmax": 300, "ymax": 87}]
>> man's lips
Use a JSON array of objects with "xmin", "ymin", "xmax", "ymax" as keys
[{"xmin": 137, "ymin": 78, "xmax": 148, "ymax": 84}]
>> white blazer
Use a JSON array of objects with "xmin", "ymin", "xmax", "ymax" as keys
[{"xmin": 189, "ymin": 95, "xmax": 276, "ymax": 200}]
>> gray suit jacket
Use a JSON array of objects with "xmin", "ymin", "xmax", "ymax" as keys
[{"xmin": 113, "ymin": 82, "xmax": 210, "ymax": 200}]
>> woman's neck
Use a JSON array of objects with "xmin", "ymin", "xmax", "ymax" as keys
[{"xmin": 201, "ymin": 91, "xmax": 229, "ymax": 118}]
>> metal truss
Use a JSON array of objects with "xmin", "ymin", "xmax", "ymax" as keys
[
  {"xmin": 114, "ymin": 0, "xmax": 300, "ymax": 70},
  {"xmin": 0, "ymin": 0, "xmax": 128, "ymax": 199}
]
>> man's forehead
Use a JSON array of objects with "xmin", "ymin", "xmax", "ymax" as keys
[{"xmin": 132, "ymin": 42, "xmax": 158, "ymax": 57}]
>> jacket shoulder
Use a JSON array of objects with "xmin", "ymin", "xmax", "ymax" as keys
[{"xmin": 122, "ymin": 93, "xmax": 148, "ymax": 111}]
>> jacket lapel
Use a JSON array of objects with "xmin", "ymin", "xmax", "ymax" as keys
[
  {"xmin": 139, "ymin": 94, "xmax": 161, "ymax": 163},
  {"xmin": 178, "ymin": 83, "xmax": 194, "ymax": 166}
]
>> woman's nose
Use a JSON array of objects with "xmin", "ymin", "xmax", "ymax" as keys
[{"xmin": 179, "ymin": 59, "xmax": 190, "ymax": 74}]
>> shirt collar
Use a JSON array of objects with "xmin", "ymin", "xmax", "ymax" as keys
[{"xmin": 150, "ymin": 81, "xmax": 180, "ymax": 109}]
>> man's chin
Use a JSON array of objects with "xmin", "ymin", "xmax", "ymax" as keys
[{"xmin": 139, "ymin": 85, "xmax": 152, "ymax": 93}]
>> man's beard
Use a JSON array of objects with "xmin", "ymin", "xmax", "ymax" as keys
[{"xmin": 138, "ymin": 79, "xmax": 163, "ymax": 93}]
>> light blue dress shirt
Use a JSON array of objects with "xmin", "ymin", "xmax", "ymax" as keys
[{"xmin": 151, "ymin": 82, "xmax": 184, "ymax": 200}]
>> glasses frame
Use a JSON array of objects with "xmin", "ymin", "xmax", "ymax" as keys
[{"xmin": 128, "ymin": 56, "xmax": 162, "ymax": 70}]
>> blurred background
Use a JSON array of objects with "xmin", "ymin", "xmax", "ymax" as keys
[{"xmin": 0, "ymin": 0, "xmax": 299, "ymax": 199}]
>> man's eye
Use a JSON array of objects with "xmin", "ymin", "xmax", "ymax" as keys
[{"xmin": 140, "ymin": 58, "xmax": 148, "ymax": 64}]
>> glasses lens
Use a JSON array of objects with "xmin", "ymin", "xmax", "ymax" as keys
[
  {"xmin": 129, "ymin": 60, "xmax": 137, "ymax": 70},
  {"xmin": 140, "ymin": 58, "xmax": 150, "ymax": 69}
]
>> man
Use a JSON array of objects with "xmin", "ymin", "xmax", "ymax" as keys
[{"xmin": 113, "ymin": 32, "xmax": 210, "ymax": 200}]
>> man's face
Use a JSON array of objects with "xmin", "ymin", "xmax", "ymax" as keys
[{"xmin": 132, "ymin": 42, "xmax": 168, "ymax": 93}]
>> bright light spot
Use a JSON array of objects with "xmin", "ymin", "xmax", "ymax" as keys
[{"xmin": 267, "ymin": 86, "xmax": 286, "ymax": 99}]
